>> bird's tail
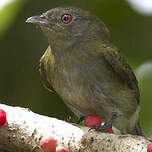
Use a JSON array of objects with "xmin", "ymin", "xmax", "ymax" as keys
[
  {"xmin": 129, "ymin": 122, "xmax": 144, "ymax": 136},
  {"xmin": 128, "ymin": 106, "xmax": 143, "ymax": 136},
  {"xmin": 135, "ymin": 122, "xmax": 144, "ymax": 136}
]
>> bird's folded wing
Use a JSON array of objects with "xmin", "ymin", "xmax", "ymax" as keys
[
  {"xmin": 102, "ymin": 46, "xmax": 140, "ymax": 104},
  {"xmin": 39, "ymin": 46, "xmax": 56, "ymax": 93}
]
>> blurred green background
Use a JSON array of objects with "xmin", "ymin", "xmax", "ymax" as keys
[{"xmin": 0, "ymin": 0, "xmax": 152, "ymax": 136}]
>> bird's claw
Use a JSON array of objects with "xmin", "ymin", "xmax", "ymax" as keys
[
  {"xmin": 65, "ymin": 116, "xmax": 75, "ymax": 123},
  {"xmin": 89, "ymin": 125, "xmax": 106, "ymax": 132},
  {"xmin": 88, "ymin": 113, "xmax": 122, "ymax": 132}
]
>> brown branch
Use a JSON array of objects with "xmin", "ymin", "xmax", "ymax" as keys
[{"xmin": 0, "ymin": 104, "xmax": 150, "ymax": 152}]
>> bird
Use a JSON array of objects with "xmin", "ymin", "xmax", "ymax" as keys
[{"xmin": 26, "ymin": 7, "xmax": 143, "ymax": 135}]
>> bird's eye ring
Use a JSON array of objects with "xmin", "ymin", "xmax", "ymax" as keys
[{"xmin": 61, "ymin": 14, "xmax": 72, "ymax": 24}]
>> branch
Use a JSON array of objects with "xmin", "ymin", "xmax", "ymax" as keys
[{"xmin": 0, "ymin": 104, "xmax": 150, "ymax": 152}]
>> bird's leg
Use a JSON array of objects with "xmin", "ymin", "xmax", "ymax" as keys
[
  {"xmin": 89, "ymin": 113, "xmax": 121, "ymax": 132},
  {"xmin": 65, "ymin": 116, "xmax": 85, "ymax": 124},
  {"xmin": 77, "ymin": 116, "xmax": 85, "ymax": 124},
  {"xmin": 65, "ymin": 116, "xmax": 75, "ymax": 123}
]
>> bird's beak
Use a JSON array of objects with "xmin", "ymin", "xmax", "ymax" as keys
[{"xmin": 26, "ymin": 15, "xmax": 49, "ymax": 26}]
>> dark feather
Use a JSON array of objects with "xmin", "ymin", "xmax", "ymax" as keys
[
  {"xmin": 39, "ymin": 61, "xmax": 56, "ymax": 93},
  {"xmin": 102, "ymin": 46, "xmax": 140, "ymax": 104}
]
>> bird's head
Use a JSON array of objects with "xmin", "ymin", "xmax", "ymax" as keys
[{"xmin": 26, "ymin": 7, "xmax": 110, "ymax": 48}]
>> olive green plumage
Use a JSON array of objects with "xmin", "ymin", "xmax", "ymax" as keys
[{"xmin": 26, "ymin": 7, "xmax": 142, "ymax": 135}]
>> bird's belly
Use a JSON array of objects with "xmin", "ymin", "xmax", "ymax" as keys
[
  {"xmin": 53, "ymin": 69, "xmax": 139, "ymax": 133},
  {"xmin": 51, "ymin": 58, "xmax": 137, "ymax": 123},
  {"xmin": 55, "ymin": 79, "xmax": 121, "ymax": 122},
  {"xmin": 53, "ymin": 71, "xmax": 127, "ymax": 122}
]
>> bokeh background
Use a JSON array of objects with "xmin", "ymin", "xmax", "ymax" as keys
[{"xmin": 0, "ymin": 0, "xmax": 152, "ymax": 136}]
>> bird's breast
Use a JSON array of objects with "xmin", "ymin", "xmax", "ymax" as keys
[
  {"xmin": 46, "ymin": 50, "xmax": 137, "ymax": 119},
  {"xmin": 49, "ymin": 54, "xmax": 116, "ymax": 115}
]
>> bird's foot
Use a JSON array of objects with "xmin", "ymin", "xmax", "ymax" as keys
[
  {"xmin": 76, "ymin": 116, "xmax": 85, "ymax": 124},
  {"xmin": 65, "ymin": 116, "xmax": 85, "ymax": 124},
  {"xmin": 89, "ymin": 113, "xmax": 121, "ymax": 132},
  {"xmin": 65, "ymin": 116, "xmax": 75, "ymax": 123}
]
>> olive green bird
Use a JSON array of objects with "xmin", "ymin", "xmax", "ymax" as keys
[{"xmin": 26, "ymin": 7, "xmax": 143, "ymax": 135}]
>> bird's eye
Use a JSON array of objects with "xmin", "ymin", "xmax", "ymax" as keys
[{"xmin": 61, "ymin": 14, "xmax": 72, "ymax": 24}]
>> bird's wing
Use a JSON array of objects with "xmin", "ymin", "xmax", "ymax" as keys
[
  {"xmin": 102, "ymin": 46, "xmax": 140, "ymax": 104},
  {"xmin": 39, "ymin": 46, "xmax": 56, "ymax": 93}
]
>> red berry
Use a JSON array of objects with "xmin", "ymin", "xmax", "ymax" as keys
[
  {"xmin": 56, "ymin": 146, "xmax": 67, "ymax": 152},
  {"xmin": 40, "ymin": 136, "xmax": 56, "ymax": 152},
  {"xmin": 104, "ymin": 128, "xmax": 114, "ymax": 134},
  {"xmin": 84, "ymin": 114, "xmax": 101, "ymax": 127},
  {"xmin": 0, "ymin": 109, "xmax": 6, "ymax": 126},
  {"xmin": 147, "ymin": 143, "xmax": 152, "ymax": 152}
]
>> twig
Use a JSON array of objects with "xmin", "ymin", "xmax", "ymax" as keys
[{"xmin": 0, "ymin": 104, "xmax": 150, "ymax": 152}]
